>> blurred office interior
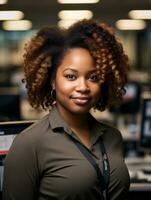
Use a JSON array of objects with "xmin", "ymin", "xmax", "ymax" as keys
[{"xmin": 0, "ymin": 0, "xmax": 151, "ymax": 199}]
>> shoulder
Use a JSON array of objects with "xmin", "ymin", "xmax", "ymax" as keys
[
  {"xmin": 99, "ymin": 121, "xmax": 125, "ymax": 155},
  {"xmin": 97, "ymin": 120, "xmax": 124, "ymax": 144},
  {"xmin": 100, "ymin": 121, "xmax": 121, "ymax": 134},
  {"xmin": 21, "ymin": 113, "xmax": 51, "ymax": 137},
  {"xmin": 11, "ymin": 113, "xmax": 52, "ymax": 150},
  {"xmin": 95, "ymin": 117, "xmax": 121, "ymax": 134}
]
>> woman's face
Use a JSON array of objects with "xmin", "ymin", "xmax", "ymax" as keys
[{"xmin": 52, "ymin": 48, "xmax": 101, "ymax": 115}]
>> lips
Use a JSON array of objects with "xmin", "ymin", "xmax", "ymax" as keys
[{"xmin": 71, "ymin": 96, "xmax": 91, "ymax": 105}]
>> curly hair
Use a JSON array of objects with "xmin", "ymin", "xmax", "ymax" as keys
[{"xmin": 23, "ymin": 19, "xmax": 129, "ymax": 111}]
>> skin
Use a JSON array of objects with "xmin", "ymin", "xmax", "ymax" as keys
[{"xmin": 52, "ymin": 48, "xmax": 102, "ymax": 147}]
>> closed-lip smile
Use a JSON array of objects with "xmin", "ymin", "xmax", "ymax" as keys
[
  {"xmin": 71, "ymin": 96, "xmax": 91, "ymax": 105},
  {"xmin": 71, "ymin": 96, "xmax": 90, "ymax": 100}
]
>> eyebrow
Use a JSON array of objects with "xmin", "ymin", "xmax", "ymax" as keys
[
  {"xmin": 63, "ymin": 67, "xmax": 97, "ymax": 73},
  {"xmin": 63, "ymin": 68, "xmax": 78, "ymax": 72}
]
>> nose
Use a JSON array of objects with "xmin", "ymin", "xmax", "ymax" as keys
[{"xmin": 76, "ymin": 78, "xmax": 90, "ymax": 93}]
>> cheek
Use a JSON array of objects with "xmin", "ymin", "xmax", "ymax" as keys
[{"xmin": 55, "ymin": 77, "xmax": 74, "ymax": 94}]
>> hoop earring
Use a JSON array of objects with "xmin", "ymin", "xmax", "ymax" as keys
[{"xmin": 50, "ymin": 89, "xmax": 56, "ymax": 101}]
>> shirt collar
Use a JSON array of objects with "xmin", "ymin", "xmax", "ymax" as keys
[
  {"xmin": 48, "ymin": 105, "xmax": 70, "ymax": 132},
  {"xmin": 48, "ymin": 105, "xmax": 106, "ymax": 137},
  {"xmin": 89, "ymin": 114, "xmax": 106, "ymax": 139}
]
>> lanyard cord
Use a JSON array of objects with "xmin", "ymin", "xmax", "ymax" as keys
[
  {"xmin": 69, "ymin": 136, "xmax": 110, "ymax": 200},
  {"xmin": 100, "ymin": 139, "xmax": 110, "ymax": 200}
]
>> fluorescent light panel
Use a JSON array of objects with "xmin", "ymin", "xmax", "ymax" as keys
[
  {"xmin": 0, "ymin": 0, "xmax": 7, "ymax": 4},
  {"xmin": 58, "ymin": 19, "xmax": 78, "ymax": 28},
  {"xmin": 129, "ymin": 10, "xmax": 151, "ymax": 19},
  {"xmin": 116, "ymin": 19, "xmax": 146, "ymax": 30},
  {"xmin": 0, "ymin": 11, "xmax": 24, "ymax": 20},
  {"xmin": 58, "ymin": 0, "xmax": 99, "ymax": 4},
  {"xmin": 58, "ymin": 10, "xmax": 93, "ymax": 20},
  {"xmin": 3, "ymin": 20, "xmax": 32, "ymax": 30}
]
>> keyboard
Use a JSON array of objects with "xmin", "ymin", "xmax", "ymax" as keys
[
  {"xmin": 128, "ymin": 168, "xmax": 151, "ymax": 191},
  {"xmin": 130, "ymin": 177, "xmax": 151, "ymax": 183},
  {"xmin": 126, "ymin": 157, "xmax": 151, "ymax": 185}
]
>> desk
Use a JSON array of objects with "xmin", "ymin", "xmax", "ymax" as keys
[
  {"xmin": 130, "ymin": 183, "xmax": 151, "ymax": 191},
  {"xmin": 126, "ymin": 156, "xmax": 151, "ymax": 199}
]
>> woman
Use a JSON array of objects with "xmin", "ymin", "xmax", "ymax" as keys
[{"xmin": 3, "ymin": 19, "xmax": 130, "ymax": 200}]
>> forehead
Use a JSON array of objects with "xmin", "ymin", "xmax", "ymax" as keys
[{"xmin": 58, "ymin": 48, "xmax": 96, "ymax": 72}]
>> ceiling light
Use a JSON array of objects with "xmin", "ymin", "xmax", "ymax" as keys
[
  {"xmin": 116, "ymin": 19, "xmax": 146, "ymax": 30},
  {"xmin": 58, "ymin": 10, "xmax": 93, "ymax": 20},
  {"xmin": 129, "ymin": 10, "xmax": 151, "ymax": 19},
  {"xmin": 58, "ymin": 19, "xmax": 78, "ymax": 28},
  {"xmin": 58, "ymin": 0, "xmax": 99, "ymax": 4},
  {"xmin": 0, "ymin": 11, "xmax": 24, "ymax": 20},
  {"xmin": 2, "ymin": 20, "xmax": 32, "ymax": 31},
  {"xmin": 0, "ymin": 0, "xmax": 7, "ymax": 4}
]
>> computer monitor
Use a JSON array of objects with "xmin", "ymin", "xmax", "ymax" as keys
[
  {"xmin": 0, "ymin": 120, "xmax": 34, "ymax": 156},
  {"xmin": 110, "ymin": 82, "xmax": 141, "ymax": 115},
  {"xmin": 0, "ymin": 120, "xmax": 35, "ymax": 192},
  {"xmin": 139, "ymin": 98, "xmax": 151, "ymax": 153},
  {"xmin": 0, "ymin": 87, "xmax": 21, "ymax": 121}
]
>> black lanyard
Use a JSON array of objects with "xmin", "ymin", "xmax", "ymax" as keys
[{"xmin": 69, "ymin": 136, "xmax": 110, "ymax": 200}]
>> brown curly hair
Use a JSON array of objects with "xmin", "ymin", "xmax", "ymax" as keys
[{"xmin": 23, "ymin": 19, "xmax": 129, "ymax": 111}]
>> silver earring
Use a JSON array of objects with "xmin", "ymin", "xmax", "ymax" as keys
[{"xmin": 50, "ymin": 89, "xmax": 56, "ymax": 101}]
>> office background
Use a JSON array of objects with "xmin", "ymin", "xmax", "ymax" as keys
[{"xmin": 0, "ymin": 1, "xmax": 151, "ymax": 199}]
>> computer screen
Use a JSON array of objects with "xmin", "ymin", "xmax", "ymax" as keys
[
  {"xmin": 110, "ymin": 82, "xmax": 141, "ymax": 115},
  {"xmin": 0, "ymin": 121, "xmax": 34, "ymax": 156},
  {"xmin": 139, "ymin": 98, "xmax": 151, "ymax": 151},
  {"xmin": 0, "ymin": 87, "xmax": 21, "ymax": 121}
]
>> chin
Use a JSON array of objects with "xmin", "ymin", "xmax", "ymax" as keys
[
  {"xmin": 69, "ymin": 105, "xmax": 92, "ymax": 115},
  {"xmin": 57, "ymin": 100, "xmax": 95, "ymax": 115}
]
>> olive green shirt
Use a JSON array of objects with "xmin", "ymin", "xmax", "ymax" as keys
[{"xmin": 2, "ymin": 106, "xmax": 130, "ymax": 200}]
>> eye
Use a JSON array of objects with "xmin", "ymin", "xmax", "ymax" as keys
[
  {"xmin": 64, "ymin": 74, "xmax": 77, "ymax": 81},
  {"xmin": 88, "ymin": 74, "xmax": 99, "ymax": 82}
]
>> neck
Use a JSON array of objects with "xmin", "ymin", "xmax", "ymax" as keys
[{"xmin": 56, "ymin": 105, "xmax": 90, "ymax": 130}]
